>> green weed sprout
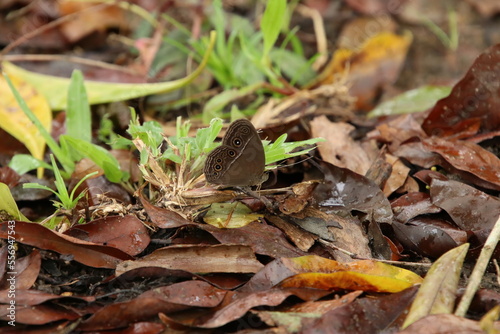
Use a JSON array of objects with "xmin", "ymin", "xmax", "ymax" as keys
[{"xmin": 23, "ymin": 155, "xmax": 98, "ymax": 211}]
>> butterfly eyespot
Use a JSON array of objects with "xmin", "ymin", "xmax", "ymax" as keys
[
  {"xmin": 216, "ymin": 158, "xmax": 222, "ymax": 163},
  {"xmin": 228, "ymin": 150, "xmax": 236, "ymax": 157},
  {"xmin": 215, "ymin": 164, "xmax": 222, "ymax": 171},
  {"xmin": 213, "ymin": 171, "xmax": 218, "ymax": 176},
  {"xmin": 233, "ymin": 138, "xmax": 242, "ymax": 146}
]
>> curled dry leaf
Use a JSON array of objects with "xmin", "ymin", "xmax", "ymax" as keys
[
  {"xmin": 311, "ymin": 116, "xmax": 377, "ymax": 175},
  {"xmin": 391, "ymin": 192, "xmax": 442, "ymax": 223}
]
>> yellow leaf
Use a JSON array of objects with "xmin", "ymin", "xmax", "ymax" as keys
[
  {"xmin": 204, "ymin": 202, "xmax": 263, "ymax": 228},
  {"xmin": 0, "ymin": 73, "xmax": 51, "ymax": 178},
  {"xmin": 279, "ymin": 255, "xmax": 422, "ymax": 293}
]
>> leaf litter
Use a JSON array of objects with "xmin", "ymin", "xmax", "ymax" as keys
[{"xmin": 0, "ymin": 1, "xmax": 499, "ymax": 333}]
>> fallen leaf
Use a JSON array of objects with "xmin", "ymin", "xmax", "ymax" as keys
[
  {"xmin": 402, "ymin": 243, "xmax": 469, "ymax": 329},
  {"xmin": 64, "ymin": 215, "xmax": 150, "ymax": 256},
  {"xmin": 383, "ymin": 154, "xmax": 410, "ymax": 196},
  {"xmin": 392, "ymin": 219, "xmax": 464, "ymax": 258},
  {"xmin": 116, "ymin": 244, "xmax": 264, "ymax": 275},
  {"xmin": 422, "ymin": 43, "xmax": 500, "ymax": 138},
  {"xmin": 0, "ymin": 249, "xmax": 41, "ymax": 290},
  {"xmin": 58, "ymin": 2, "xmax": 128, "ymax": 43},
  {"xmin": 0, "ymin": 73, "xmax": 51, "ymax": 178},
  {"xmin": 368, "ymin": 85, "xmax": 452, "ymax": 118},
  {"xmin": 280, "ymin": 256, "xmax": 422, "ymax": 293},
  {"xmin": 1, "ymin": 32, "xmax": 215, "ymax": 110},
  {"xmin": 313, "ymin": 161, "xmax": 393, "ymax": 224},
  {"xmin": 0, "ymin": 221, "xmax": 133, "ymax": 269},
  {"xmin": 300, "ymin": 285, "xmax": 419, "ymax": 333},
  {"xmin": 202, "ymin": 221, "xmax": 305, "ymax": 258},
  {"xmin": 423, "ymin": 137, "xmax": 500, "ymax": 190},
  {"xmin": 204, "ymin": 202, "xmax": 263, "ymax": 228},
  {"xmin": 311, "ymin": 116, "xmax": 377, "ymax": 175},
  {"xmin": 400, "ymin": 313, "xmax": 497, "ymax": 334},
  {"xmin": 391, "ymin": 192, "xmax": 442, "ymax": 223},
  {"xmin": 430, "ymin": 178, "xmax": 500, "ymax": 231}
]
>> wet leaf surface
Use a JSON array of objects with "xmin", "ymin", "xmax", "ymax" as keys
[
  {"xmin": 312, "ymin": 161, "xmax": 393, "ymax": 224},
  {"xmin": 430, "ymin": 178, "xmax": 500, "ymax": 231},
  {"xmin": 422, "ymin": 44, "xmax": 500, "ymax": 138}
]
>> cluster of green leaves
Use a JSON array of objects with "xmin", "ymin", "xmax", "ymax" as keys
[
  {"xmin": 158, "ymin": 0, "xmax": 317, "ymax": 122},
  {"xmin": 128, "ymin": 117, "xmax": 222, "ymax": 182}
]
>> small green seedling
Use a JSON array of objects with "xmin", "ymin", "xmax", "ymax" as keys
[{"xmin": 23, "ymin": 155, "xmax": 98, "ymax": 212}]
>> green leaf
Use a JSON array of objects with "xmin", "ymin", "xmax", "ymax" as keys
[
  {"xmin": 59, "ymin": 136, "xmax": 125, "ymax": 183},
  {"xmin": 367, "ymin": 85, "xmax": 452, "ymax": 118},
  {"xmin": 67, "ymin": 70, "xmax": 91, "ymax": 142},
  {"xmin": 264, "ymin": 136, "xmax": 324, "ymax": 166},
  {"xmin": 2, "ymin": 31, "xmax": 216, "ymax": 110},
  {"xmin": 202, "ymin": 83, "xmax": 263, "ymax": 123},
  {"xmin": 8, "ymin": 154, "xmax": 52, "ymax": 175},
  {"xmin": 0, "ymin": 182, "xmax": 29, "ymax": 221},
  {"xmin": 261, "ymin": 0, "xmax": 287, "ymax": 58},
  {"xmin": 270, "ymin": 48, "xmax": 316, "ymax": 86}
]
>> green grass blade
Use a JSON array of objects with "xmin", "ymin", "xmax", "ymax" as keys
[{"xmin": 67, "ymin": 70, "xmax": 91, "ymax": 142}]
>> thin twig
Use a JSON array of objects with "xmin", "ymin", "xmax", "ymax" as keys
[{"xmin": 319, "ymin": 239, "xmax": 432, "ymax": 268}]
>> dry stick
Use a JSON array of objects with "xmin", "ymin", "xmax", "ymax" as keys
[
  {"xmin": 2, "ymin": 54, "xmax": 138, "ymax": 74},
  {"xmin": 296, "ymin": 4, "xmax": 327, "ymax": 71},
  {"xmin": 455, "ymin": 214, "xmax": 500, "ymax": 317}
]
